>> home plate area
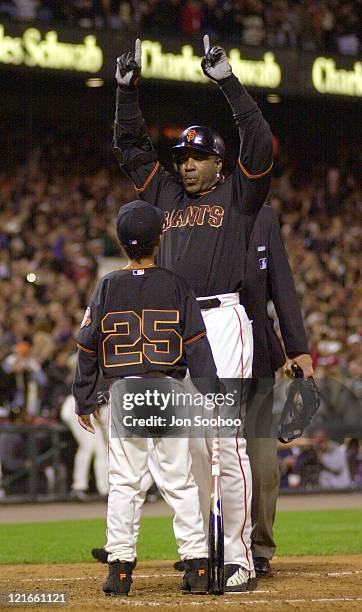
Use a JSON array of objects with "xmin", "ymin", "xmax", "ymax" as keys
[{"xmin": 1, "ymin": 557, "xmax": 361, "ymax": 611}]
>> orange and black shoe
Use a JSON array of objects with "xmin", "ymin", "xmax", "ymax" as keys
[
  {"xmin": 180, "ymin": 558, "xmax": 208, "ymax": 594},
  {"xmin": 102, "ymin": 560, "xmax": 133, "ymax": 596}
]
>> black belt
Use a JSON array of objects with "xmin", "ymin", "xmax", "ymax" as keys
[
  {"xmin": 108, "ymin": 372, "xmax": 171, "ymax": 382},
  {"xmin": 197, "ymin": 298, "xmax": 221, "ymax": 309},
  {"xmin": 140, "ymin": 372, "xmax": 170, "ymax": 378}
]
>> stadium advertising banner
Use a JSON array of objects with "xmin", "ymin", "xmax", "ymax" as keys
[
  {"xmin": 138, "ymin": 40, "xmax": 282, "ymax": 89},
  {"xmin": 310, "ymin": 56, "xmax": 362, "ymax": 97},
  {"xmin": 0, "ymin": 24, "xmax": 103, "ymax": 72},
  {"xmin": 0, "ymin": 22, "xmax": 361, "ymax": 98}
]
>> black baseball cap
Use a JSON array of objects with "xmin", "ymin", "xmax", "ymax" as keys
[{"xmin": 116, "ymin": 200, "xmax": 164, "ymax": 245}]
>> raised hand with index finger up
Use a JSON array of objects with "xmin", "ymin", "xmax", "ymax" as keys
[
  {"xmin": 201, "ymin": 34, "xmax": 232, "ymax": 83},
  {"xmin": 115, "ymin": 38, "xmax": 142, "ymax": 88}
]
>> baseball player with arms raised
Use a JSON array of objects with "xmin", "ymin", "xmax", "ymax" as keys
[
  {"xmin": 110, "ymin": 35, "xmax": 273, "ymax": 592},
  {"xmin": 74, "ymin": 200, "xmax": 220, "ymax": 596}
]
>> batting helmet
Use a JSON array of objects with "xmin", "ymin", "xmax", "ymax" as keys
[{"xmin": 172, "ymin": 126, "xmax": 225, "ymax": 168}]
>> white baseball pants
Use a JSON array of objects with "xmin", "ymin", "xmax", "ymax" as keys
[
  {"xmin": 193, "ymin": 293, "xmax": 254, "ymax": 570},
  {"xmin": 105, "ymin": 379, "xmax": 207, "ymax": 563}
]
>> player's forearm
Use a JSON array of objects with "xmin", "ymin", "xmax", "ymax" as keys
[
  {"xmin": 72, "ymin": 350, "xmax": 99, "ymax": 415},
  {"xmin": 113, "ymin": 87, "xmax": 157, "ymax": 173},
  {"xmin": 219, "ymin": 75, "xmax": 273, "ymax": 175},
  {"xmin": 114, "ymin": 87, "xmax": 148, "ymax": 146},
  {"xmin": 114, "ymin": 86, "xmax": 143, "ymax": 128}
]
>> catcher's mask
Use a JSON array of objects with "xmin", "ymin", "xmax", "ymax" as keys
[{"xmin": 172, "ymin": 126, "xmax": 225, "ymax": 172}]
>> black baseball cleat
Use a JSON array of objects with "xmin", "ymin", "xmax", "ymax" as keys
[
  {"xmin": 92, "ymin": 548, "xmax": 108, "ymax": 563},
  {"xmin": 253, "ymin": 556, "xmax": 272, "ymax": 578},
  {"xmin": 92, "ymin": 547, "xmax": 137, "ymax": 569},
  {"xmin": 102, "ymin": 560, "xmax": 133, "ymax": 596},
  {"xmin": 224, "ymin": 564, "xmax": 257, "ymax": 592},
  {"xmin": 174, "ymin": 559, "xmax": 185, "ymax": 572},
  {"xmin": 180, "ymin": 558, "xmax": 209, "ymax": 594}
]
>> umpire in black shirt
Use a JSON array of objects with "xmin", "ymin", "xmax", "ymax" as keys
[{"xmin": 240, "ymin": 204, "xmax": 313, "ymax": 577}]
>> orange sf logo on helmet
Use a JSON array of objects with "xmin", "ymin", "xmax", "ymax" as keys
[{"xmin": 186, "ymin": 129, "xmax": 197, "ymax": 142}]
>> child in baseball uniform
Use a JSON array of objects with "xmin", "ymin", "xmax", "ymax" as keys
[{"xmin": 73, "ymin": 200, "xmax": 220, "ymax": 596}]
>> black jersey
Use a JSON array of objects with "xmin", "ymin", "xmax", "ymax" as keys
[
  {"xmin": 113, "ymin": 76, "xmax": 273, "ymax": 297},
  {"xmin": 73, "ymin": 266, "xmax": 218, "ymax": 414}
]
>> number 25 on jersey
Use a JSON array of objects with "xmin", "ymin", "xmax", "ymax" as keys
[{"xmin": 101, "ymin": 309, "xmax": 182, "ymax": 367}]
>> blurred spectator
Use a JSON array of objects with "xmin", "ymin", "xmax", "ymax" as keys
[
  {"xmin": 115, "ymin": 1, "xmax": 135, "ymax": 31},
  {"xmin": 335, "ymin": 1, "xmax": 360, "ymax": 56},
  {"xmin": 12, "ymin": 0, "xmax": 37, "ymax": 20},
  {"xmin": 242, "ymin": 0, "xmax": 265, "ymax": 47},
  {"xmin": 345, "ymin": 438, "xmax": 361, "ymax": 485},
  {"xmin": 60, "ymin": 394, "xmax": 109, "ymax": 500},
  {"xmin": 0, "ymin": 409, "xmax": 31, "ymax": 495},
  {"xmin": 324, "ymin": 168, "xmax": 347, "ymax": 216},
  {"xmin": 2, "ymin": 342, "xmax": 46, "ymax": 416},
  {"xmin": 41, "ymin": 348, "xmax": 72, "ymax": 418},
  {"xmin": 278, "ymin": 446, "xmax": 301, "ymax": 489},
  {"xmin": 277, "ymin": 435, "xmax": 359, "ymax": 491},
  {"xmin": 311, "ymin": 430, "xmax": 353, "ymax": 490},
  {"xmin": 294, "ymin": 444, "xmax": 321, "ymax": 489},
  {"xmin": 318, "ymin": 1, "xmax": 335, "ymax": 51},
  {"xmin": 0, "ymin": 346, "xmax": 16, "ymax": 411},
  {"xmin": 181, "ymin": 0, "xmax": 203, "ymax": 36},
  {"xmin": 72, "ymin": 0, "xmax": 95, "ymax": 28}
]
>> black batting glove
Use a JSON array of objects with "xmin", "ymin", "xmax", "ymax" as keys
[
  {"xmin": 201, "ymin": 34, "xmax": 232, "ymax": 83},
  {"xmin": 115, "ymin": 38, "xmax": 142, "ymax": 88}
]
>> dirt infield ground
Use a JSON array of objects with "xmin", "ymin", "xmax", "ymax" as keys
[{"xmin": 1, "ymin": 556, "xmax": 361, "ymax": 611}]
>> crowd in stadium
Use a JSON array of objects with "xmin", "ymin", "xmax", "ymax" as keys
[
  {"xmin": 278, "ymin": 434, "xmax": 361, "ymax": 490},
  {"xmin": 0, "ymin": 0, "xmax": 361, "ymax": 56},
  {"xmin": 0, "ymin": 130, "xmax": 360, "ymax": 496}
]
